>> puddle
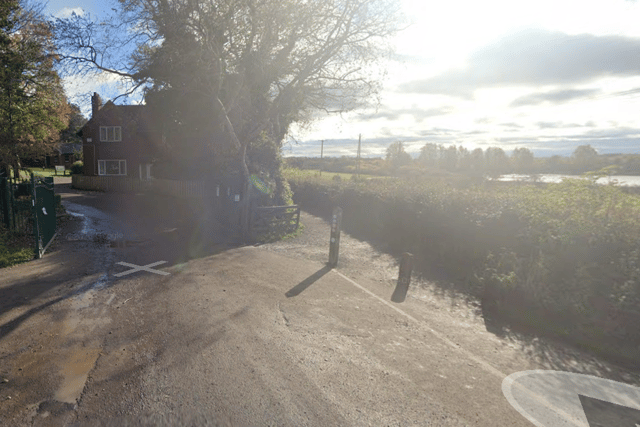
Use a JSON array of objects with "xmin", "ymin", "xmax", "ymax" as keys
[
  {"xmin": 91, "ymin": 273, "xmax": 109, "ymax": 291},
  {"xmin": 63, "ymin": 201, "xmax": 126, "ymax": 241},
  {"xmin": 54, "ymin": 348, "xmax": 100, "ymax": 404}
]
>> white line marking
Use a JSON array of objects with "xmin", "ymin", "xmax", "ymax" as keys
[
  {"xmin": 332, "ymin": 269, "xmax": 505, "ymax": 378},
  {"xmin": 331, "ymin": 269, "xmax": 586, "ymax": 427},
  {"xmin": 115, "ymin": 261, "xmax": 170, "ymax": 277}
]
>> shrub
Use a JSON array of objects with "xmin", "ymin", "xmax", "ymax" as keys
[
  {"xmin": 289, "ymin": 173, "xmax": 640, "ymax": 353},
  {"xmin": 70, "ymin": 161, "xmax": 83, "ymax": 175}
]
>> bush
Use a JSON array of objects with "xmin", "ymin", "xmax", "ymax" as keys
[
  {"xmin": 70, "ymin": 161, "xmax": 83, "ymax": 175},
  {"xmin": 289, "ymin": 173, "xmax": 640, "ymax": 354}
]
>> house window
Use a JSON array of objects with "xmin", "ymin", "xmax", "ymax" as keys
[
  {"xmin": 99, "ymin": 126, "xmax": 122, "ymax": 142},
  {"xmin": 64, "ymin": 154, "xmax": 71, "ymax": 162},
  {"xmin": 98, "ymin": 160, "xmax": 127, "ymax": 176}
]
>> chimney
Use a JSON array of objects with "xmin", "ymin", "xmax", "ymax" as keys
[{"xmin": 91, "ymin": 92, "xmax": 102, "ymax": 118}]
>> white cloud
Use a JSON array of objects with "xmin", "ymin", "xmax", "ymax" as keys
[{"xmin": 54, "ymin": 7, "xmax": 85, "ymax": 19}]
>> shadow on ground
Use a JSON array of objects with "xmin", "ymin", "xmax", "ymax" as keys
[
  {"xmin": 294, "ymin": 201, "xmax": 640, "ymax": 377},
  {"xmin": 0, "ymin": 184, "xmax": 242, "ymax": 344}
]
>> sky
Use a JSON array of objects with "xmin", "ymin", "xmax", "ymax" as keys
[{"xmin": 45, "ymin": 0, "xmax": 640, "ymax": 158}]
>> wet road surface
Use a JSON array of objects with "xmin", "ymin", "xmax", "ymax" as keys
[{"xmin": 1, "ymin": 184, "xmax": 640, "ymax": 426}]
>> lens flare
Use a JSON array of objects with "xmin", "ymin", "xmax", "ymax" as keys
[{"xmin": 250, "ymin": 175, "xmax": 271, "ymax": 194}]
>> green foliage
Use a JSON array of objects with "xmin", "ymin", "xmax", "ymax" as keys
[
  {"xmin": 386, "ymin": 141, "xmax": 412, "ymax": 173},
  {"xmin": 0, "ymin": 1, "xmax": 69, "ymax": 173},
  {"xmin": 0, "ymin": 227, "xmax": 32, "ymax": 268},
  {"xmin": 70, "ymin": 160, "xmax": 83, "ymax": 175},
  {"xmin": 289, "ymin": 172, "xmax": 640, "ymax": 348},
  {"xmin": 56, "ymin": 0, "xmax": 403, "ymax": 205}
]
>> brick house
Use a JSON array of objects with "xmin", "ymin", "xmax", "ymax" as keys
[
  {"xmin": 79, "ymin": 93, "xmax": 164, "ymax": 179},
  {"xmin": 46, "ymin": 142, "xmax": 81, "ymax": 169}
]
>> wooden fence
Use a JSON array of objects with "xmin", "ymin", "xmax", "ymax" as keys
[{"xmin": 250, "ymin": 205, "xmax": 300, "ymax": 240}]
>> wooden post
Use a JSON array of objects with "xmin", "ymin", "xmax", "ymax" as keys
[
  {"xmin": 391, "ymin": 252, "xmax": 414, "ymax": 303},
  {"xmin": 328, "ymin": 207, "xmax": 342, "ymax": 267}
]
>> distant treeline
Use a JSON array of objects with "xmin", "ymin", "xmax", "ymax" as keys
[{"xmin": 286, "ymin": 143, "xmax": 640, "ymax": 177}]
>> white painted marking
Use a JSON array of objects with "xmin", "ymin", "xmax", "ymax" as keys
[
  {"xmin": 331, "ymin": 269, "xmax": 589, "ymax": 427},
  {"xmin": 331, "ymin": 269, "xmax": 505, "ymax": 378},
  {"xmin": 115, "ymin": 261, "xmax": 170, "ymax": 277},
  {"xmin": 503, "ymin": 370, "xmax": 640, "ymax": 427}
]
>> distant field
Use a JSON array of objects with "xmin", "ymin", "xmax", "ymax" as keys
[{"xmin": 284, "ymin": 168, "xmax": 388, "ymax": 182}]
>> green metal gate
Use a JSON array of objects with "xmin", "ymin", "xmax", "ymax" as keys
[
  {"xmin": 0, "ymin": 175, "xmax": 57, "ymax": 260},
  {"xmin": 32, "ymin": 176, "xmax": 56, "ymax": 259},
  {"xmin": 0, "ymin": 176, "xmax": 34, "ymax": 235}
]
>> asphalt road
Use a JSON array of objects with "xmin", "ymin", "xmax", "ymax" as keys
[{"xmin": 1, "ymin": 184, "xmax": 640, "ymax": 426}]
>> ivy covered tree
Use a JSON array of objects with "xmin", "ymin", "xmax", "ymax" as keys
[
  {"xmin": 58, "ymin": 103, "xmax": 87, "ymax": 145},
  {"xmin": 55, "ymin": 0, "xmax": 403, "ymax": 234},
  {"xmin": 0, "ymin": 0, "xmax": 70, "ymax": 178}
]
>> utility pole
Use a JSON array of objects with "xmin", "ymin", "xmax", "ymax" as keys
[
  {"xmin": 356, "ymin": 134, "xmax": 361, "ymax": 178},
  {"xmin": 320, "ymin": 140, "xmax": 324, "ymax": 176}
]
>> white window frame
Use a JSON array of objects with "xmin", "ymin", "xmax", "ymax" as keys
[
  {"xmin": 99, "ymin": 126, "xmax": 122, "ymax": 142},
  {"xmin": 98, "ymin": 160, "xmax": 127, "ymax": 176}
]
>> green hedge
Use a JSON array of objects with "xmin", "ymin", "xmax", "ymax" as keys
[
  {"xmin": 287, "ymin": 170, "xmax": 640, "ymax": 359},
  {"xmin": 70, "ymin": 161, "xmax": 83, "ymax": 175}
]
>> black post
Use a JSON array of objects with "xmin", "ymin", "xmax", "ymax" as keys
[
  {"xmin": 328, "ymin": 207, "xmax": 342, "ymax": 267},
  {"xmin": 391, "ymin": 252, "xmax": 414, "ymax": 303}
]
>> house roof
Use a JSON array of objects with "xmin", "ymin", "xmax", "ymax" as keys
[
  {"xmin": 54, "ymin": 143, "xmax": 82, "ymax": 155},
  {"xmin": 79, "ymin": 101, "xmax": 150, "ymax": 137}
]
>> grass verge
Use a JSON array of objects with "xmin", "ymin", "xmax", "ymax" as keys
[{"xmin": 0, "ymin": 228, "xmax": 33, "ymax": 268}]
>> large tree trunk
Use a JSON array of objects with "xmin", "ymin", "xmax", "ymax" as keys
[{"xmin": 216, "ymin": 97, "xmax": 251, "ymax": 243}]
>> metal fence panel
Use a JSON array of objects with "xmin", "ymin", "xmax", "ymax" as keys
[{"xmin": 33, "ymin": 176, "xmax": 56, "ymax": 258}]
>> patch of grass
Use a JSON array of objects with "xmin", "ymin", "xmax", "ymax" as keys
[
  {"xmin": 0, "ymin": 229, "xmax": 33, "ymax": 268},
  {"xmin": 283, "ymin": 168, "xmax": 387, "ymax": 184},
  {"xmin": 254, "ymin": 218, "xmax": 304, "ymax": 244},
  {"xmin": 281, "ymin": 222, "xmax": 305, "ymax": 240},
  {"xmin": 23, "ymin": 168, "xmax": 70, "ymax": 178}
]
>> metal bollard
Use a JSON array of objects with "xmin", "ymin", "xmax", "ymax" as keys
[{"xmin": 328, "ymin": 207, "xmax": 342, "ymax": 267}]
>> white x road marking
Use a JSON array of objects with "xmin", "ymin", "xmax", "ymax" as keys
[{"xmin": 115, "ymin": 261, "xmax": 170, "ymax": 277}]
